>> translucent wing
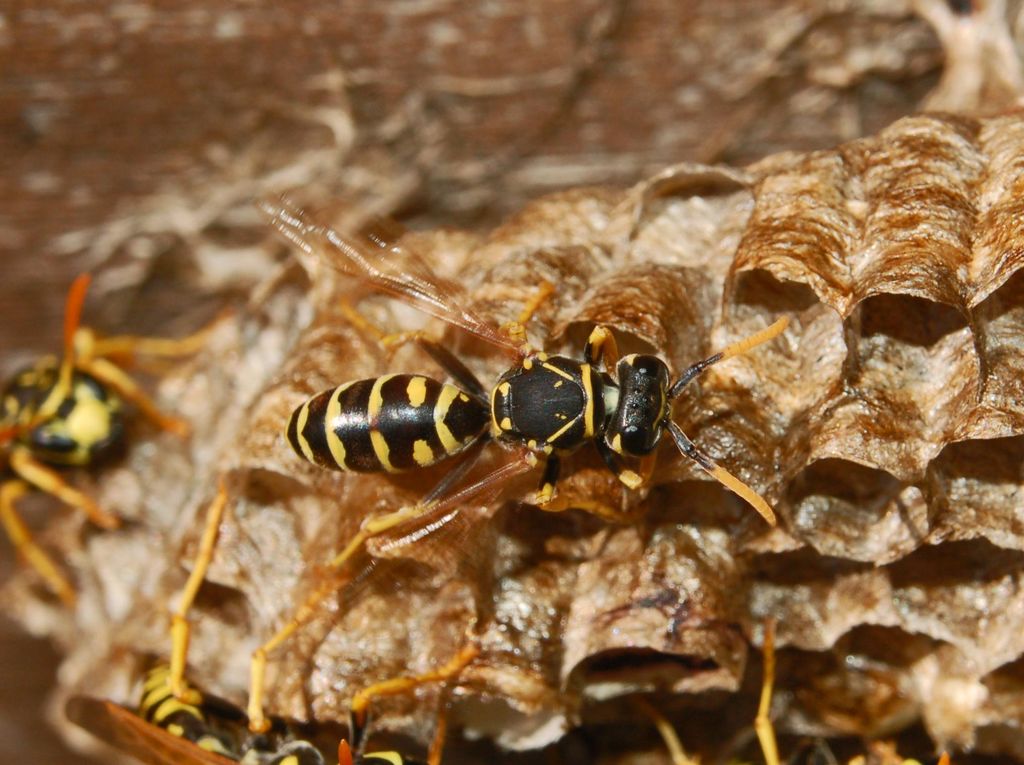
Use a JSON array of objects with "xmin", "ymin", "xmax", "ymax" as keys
[
  {"xmin": 259, "ymin": 196, "xmax": 524, "ymax": 358},
  {"xmin": 66, "ymin": 696, "xmax": 238, "ymax": 765},
  {"xmin": 316, "ymin": 451, "xmax": 538, "ymax": 637}
]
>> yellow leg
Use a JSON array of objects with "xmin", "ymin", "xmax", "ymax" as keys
[
  {"xmin": 338, "ymin": 301, "xmax": 389, "ymax": 345},
  {"xmin": 247, "ymin": 452, "xmax": 536, "ymax": 732},
  {"xmin": 585, "ymin": 325, "xmax": 620, "ymax": 370},
  {"xmin": 85, "ymin": 316, "xmax": 222, "ymax": 361},
  {"xmin": 380, "ymin": 329, "xmax": 434, "ymax": 353},
  {"xmin": 9, "ymin": 447, "xmax": 120, "ymax": 529},
  {"xmin": 77, "ymin": 357, "xmax": 189, "ymax": 436},
  {"xmin": 536, "ymin": 493, "xmax": 645, "ymax": 524},
  {"xmin": 427, "ymin": 697, "xmax": 450, "ymax": 765},
  {"xmin": 350, "ymin": 643, "xmax": 479, "ymax": 728},
  {"xmin": 247, "ymin": 502, "xmax": 437, "ymax": 733},
  {"xmin": 337, "ymin": 301, "xmax": 438, "ymax": 357},
  {"xmin": 633, "ymin": 697, "xmax": 699, "ymax": 765},
  {"xmin": 755, "ymin": 619, "xmax": 780, "ymax": 765},
  {"xmin": 516, "ymin": 280, "xmax": 555, "ymax": 325},
  {"xmin": 0, "ymin": 480, "xmax": 76, "ymax": 606},
  {"xmin": 498, "ymin": 280, "xmax": 555, "ymax": 350},
  {"xmin": 169, "ymin": 480, "xmax": 229, "ymax": 703}
]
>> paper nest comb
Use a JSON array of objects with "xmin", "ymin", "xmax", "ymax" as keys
[{"xmin": 7, "ymin": 111, "xmax": 1024, "ymax": 764}]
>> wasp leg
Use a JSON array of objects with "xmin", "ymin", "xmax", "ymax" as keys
[
  {"xmin": 169, "ymin": 480, "xmax": 229, "ymax": 704},
  {"xmin": 389, "ymin": 334, "xmax": 487, "ymax": 401},
  {"xmin": 664, "ymin": 421, "xmax": 776, "ymax": 525},
  {"xmin": 340, "ymin": 302, "xmax": 489, "ymax": 400},
  {"xmin": 350, "ymin": 642, "xmax": 479, "ymax": 731},
  {"xmin": 584, "ymin": 325, "xmax": 620, "ymax": 371},
  {"xmin": 516, "ymin": 280, "xmax": 555, "ymax": 326},
  {"xmin": 595, "ymin": 440, "xmax": 643, "ymax": 490},
  {"xmin": 498, "ymin": 280, "xmax": 555, "ymax": 350},
  {"xmin": 76, "ymin": 357, "xmax": 190, "ymax": 436},
  {"xmin": 9, "ymin": 446, "xmax": 120, "ymax": 529},
  {"xmin": 427, "ymin": 693, "xmax": 451, "ymax": 765},
  {"xmin": 533, "ymin": 454, "xmax": 561, "ymax": 505},
  {"xmin": 669, "ymin": 317, "xmax": 788, "ymax": 398},
  {"xmin": 535, "ymin": 463, "xmax": 646, "ymax": 523},
  {"xmin": 80, "ymin": 314, "xmax": 221, "ymax": 363},
  {"xmin": 755, "ymin": 619, "xmax": 781, "ymax": 765},
  {"xmin": 0, "ymin": 479, "xmax": 76, "ymax": 606},
  {"xmin": 247, "ymin": 450, "xmax": 535, "ymax": 733},
  {"xmin": 633, "ymin": 696, "xmax": 699, "ymax": 765}
]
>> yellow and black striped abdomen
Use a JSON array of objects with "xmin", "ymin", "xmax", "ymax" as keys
[
  {"xmin": 138, "ymin": 665, "xmax": 235, "ymax": 757},
  {"xmin": 287, "ymin": 375, "xmax": 488, "ymax": 473}
]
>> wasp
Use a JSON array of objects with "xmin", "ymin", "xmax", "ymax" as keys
[
  {"xmin": 66, "ymin": 652, "xmax": 477, "ymax": 765},
  {"xmin": 163, "ymin": 480, "xmax": 471, "ymax": 765},
  {"xmin": 68, "ymin": 663, "xmax": 328, "ymax": 765},
  {"xmin": 246, "ymin": 197, "xmax": 788, "ymax": 731},
  {"xmin": 1, "ymin": 273, "xmax": 211, "ymax": 604}
]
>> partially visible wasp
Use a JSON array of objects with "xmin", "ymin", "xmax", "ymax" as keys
[
  {"xmin": 248, "ymin": 198, "xmax": 788, "ymax": 731},
  {"xmin": 159, "ymin": 479, "xmax": 472, "ymax": 765},
  {"xmin": 67, "ymin": 646, "xmax": 476, "ymax": 765},
  {"xmin": 1, "ymin": 273, "xmax": 212, "ymax": 604},
  {"xmin": 737, "ymin": 621, "xmax": 952, "ymax": 765},
  {"xmin": 68, "ymin": 663, "xmax": 329, "ymax": 765}
]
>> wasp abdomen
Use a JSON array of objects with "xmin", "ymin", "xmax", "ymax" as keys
[
  {"xmin": 287, "ymin": 375, "xmax": 488, "ymax": 473},
  {"xmin": 138, "ymin": 666, "xmax": 235, "ymax": 756}
]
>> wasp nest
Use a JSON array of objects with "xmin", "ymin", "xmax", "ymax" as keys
[{"xmin": 6, "ymin": 111, "xmax": 1024, "ymax": 764}]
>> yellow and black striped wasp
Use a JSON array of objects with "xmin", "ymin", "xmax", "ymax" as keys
[
  {"xmin": 66, "ymin": 648, "xmax": 476, "ymax": 765},
  {"xmin": 245, "ymin": 197, "xmax": 788, "ymax": 730},
  {"xmin": 152, "ymin": 478, "xmax": 475, "ymax": 765},
  {"xmin": 1, "ymin": 273, "xmax": 210, "ymax": 604}
]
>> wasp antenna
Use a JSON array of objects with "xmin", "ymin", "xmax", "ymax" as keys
[
  {"xmin": 63, "ymin": 273, "xmax": 92, "ymax": 359},
  {"xmin": 55, "ymin": 273, "xmax": 93, "ymax": 398},
  {"xmin": 665, "ymin": 420, "xmax": 777, "ymax": 525},
  {"xmin": 0, "ymin": 424, "xmax": 21, "ymax": 446},
  {"xmin": 669, "ymin": 316, "xmax": 789, "ymax": 399},
  {"xmin": 338, "ymin": 739, "xmax": 354, "ymax": 765}
]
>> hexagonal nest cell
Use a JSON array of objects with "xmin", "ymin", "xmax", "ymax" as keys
[{"xmin": 7, "ymin": 112, "xmax": 1024, "ymax": 764}]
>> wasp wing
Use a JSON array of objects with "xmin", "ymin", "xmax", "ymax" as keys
[
  {"xmin": 309, "ymin": 450, "xmax": 537, "ymax": 644},
  {"xmin": 258, "ymin": 196, "xmax": 524, "ymax": 358},
  {"xmin": 66, "ymin": 696, "xmax": 238, "ymax": 765}
]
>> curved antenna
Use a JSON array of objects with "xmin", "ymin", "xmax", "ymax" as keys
[
  {"xmin": 63, "ymin": 273, "xmax": 92, "ymax": 359},
  {"xmin": 0, "ymin": 424, "xmax": 20, "ymax": 446},
  {"xmin": 54, "ymin": 273, "xmax": 93, "ymax": 406},
  {"xmin": 669, "ymin": 317, "xmax": 788, "ymax": 399},
  {"xmin": 665, "ymin": 420, "xmax": 776, "ymax": 525}
]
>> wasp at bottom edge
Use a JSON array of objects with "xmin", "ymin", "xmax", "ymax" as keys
[{"xmin": 66, "ymin": 664, "xmax": 428, "ymax": 765}]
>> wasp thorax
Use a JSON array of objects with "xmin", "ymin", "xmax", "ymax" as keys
[{"xmin": 606, "ymin": 354, "xmax": 671, "ymax": 456}]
